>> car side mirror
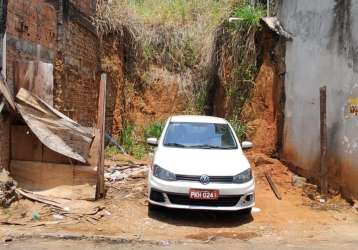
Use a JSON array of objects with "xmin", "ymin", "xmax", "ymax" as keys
[
  {"xmin": 241, "ymin": 141, "xmax": 253, "ymax": 149},
  {"xmin": 147, "ymin": 137, "xmax": 158, "ymax": 146}
]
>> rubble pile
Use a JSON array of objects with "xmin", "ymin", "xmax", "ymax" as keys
[
  {"xmin": 0, "ymin": 170, "xmax": 19, "ymax": 208},
  {"xmin": 105, "ymin": 163, "xmax": 149, "ymax": 183}
]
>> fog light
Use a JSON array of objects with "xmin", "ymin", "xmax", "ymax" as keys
[{"xmin": 245, "ymin": 194, "xmax": 253, "ymax": 202}]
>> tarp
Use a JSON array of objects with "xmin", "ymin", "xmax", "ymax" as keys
[
  {"xmin": 15, "ymin": 88, "xmax": 94, "ymax": 163},
  {"xmin": 261, "ymin": 17, "xmax": 293, "ymax": 40}
]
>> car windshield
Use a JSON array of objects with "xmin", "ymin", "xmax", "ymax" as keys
[{"xmin": 163, "ymin": 122, "xmax": 237, "ymax": 149}]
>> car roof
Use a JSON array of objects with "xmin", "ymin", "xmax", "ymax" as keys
[{"xmin": 169, "ymin": 115, "xmax": 228, "ymax": 124}]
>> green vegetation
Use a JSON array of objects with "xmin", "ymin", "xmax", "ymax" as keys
[
  {"xmin": 97, "ymin": 1, "xmax": 264, "ymax": 157},
  {"xmin": 144, "ymin": 121, "xmax": 165, "ymax": 139},
  {"xmin": 233, "ymin": 4, "xmax": 264, "ymax": 27},
  {"xmin": 230, "ymin": 117, "xmax": 248, "ymax": 142},
  {"xmin": 105, "ymin": 121, "xmax": 165, "ymax": 160},
  {"xmin": 119, "ymin": 123, "xmax": 135, "ymax": 152},
  {"xmin": 105, "ymin": 145, "xmax": 121, "ymax": 159}
]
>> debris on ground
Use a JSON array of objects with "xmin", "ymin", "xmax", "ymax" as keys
[
  {"xmin": 0, "ymin": 170, "xmax": 19, "ymax": 208},
  {"xmin": 353, "ymin": 201, "xmax": 358, "ymax": 214},
  {"xmin": 265, "ymin": 171, "xmax": 282, "ymax": 200},
  {"xmin": 292, "ymin": 175, "xmax": 307, "ymax": 187},
  {"xmin": 0, "ymin": 187, "xmax": 109, "ymax": 227},
  {"xmin": 254, "ymin": 154, "xmax": 274, "ymax": 166},
  {"xmin": 105, "ymin": 164, "xmax": 149, "ymax": 183},
  {"xmin": 252, "ymin": 207, "xmax": 261, "ymax": 213},
  {"xmin": 31, "ymin": 211, "xmax": 40, "ymax": 221}
]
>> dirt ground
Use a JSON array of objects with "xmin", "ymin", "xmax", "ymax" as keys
[{"xmin": 1, "ymin": 151, "xmax": 357, "ymax": 248}]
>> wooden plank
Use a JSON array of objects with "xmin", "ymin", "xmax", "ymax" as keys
[
  {"xmin": 11, "ymin": 125, "xmax": 43, "ymax": 162},
  {"xmin": 96, "ymin": 74, "xmax": 106, "ymax": 199},
  {"xmin": 16, "ymin": 88, "xmax": 94, "ymax": 138},
  {"xmin": 88, "ymin": 128, "xmax": 100, "ymax": 167},
  {"xmin": 0, "ymin": 75, "xmax": 15, "ymax": 111},
  {"xmin": 15, "ymin": 88, "xmax": 94, "ymax": 163},
  {"xmin": 16, "ymin": 189, "xmax": 65, "ymax": 209},
  {"xmin": 265, "ymin": 171, "xmax": 282, "ymax": 200},
  {"xmin": 42, "ymin": 146, "xmax": 71, "ymax": 164},
  {"xmin": 320, "ymin": 86, "xmax": 328, "ymax": 195},
  {"xmin": 10, "ymin": 160, "xmax": 97, "ymax": 191},
  {"xmin": 0, "ymin": 97, "xmax": 5, "ymax": 113},
  {"xmin": 16, "ymin": 103, "xmax": 90, "ymax": 163}
]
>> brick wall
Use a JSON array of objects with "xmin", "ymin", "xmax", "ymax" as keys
[
  {"xmin": 1, "ymin": 0, "xmax": 101, "ymax": 169},
  {"xmin": 54, "ymin": 20, "xmax": 99, "ymax": 127},
  {"xmin": 0, "ymin": 0, "xmax": 57, "ymax": 169},
  {"xmin": 6, "ymin": 0, "xmax": 57, "ymax": 86},
  {"xmin": 101, "ymin": 35, "xmax": 125, "ymax": 134}
]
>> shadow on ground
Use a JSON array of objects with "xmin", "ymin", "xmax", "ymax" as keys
[{"xmin": 148, "ymin": 206, "xmax": 253, "ymax": 228}]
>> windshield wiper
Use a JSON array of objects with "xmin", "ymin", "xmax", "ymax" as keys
[
  {"xmin": 165, "ymin": 143, "xmax": 187, "ymax": 148},
  {"xmin": 188, "ymin": 144, "xmax": 237, "ymax": 149},
  {"xmin": 189, "ymin": 144, "xmax": 224, "ymax": 149}
]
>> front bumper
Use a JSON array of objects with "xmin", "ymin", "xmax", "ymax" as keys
[{"xmin": 148, "ymin": 176, "xmax": 255, "ymax": 211}]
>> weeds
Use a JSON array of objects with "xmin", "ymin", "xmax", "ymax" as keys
[
  {"xmin": 230, "ymin": 118, "xmax": 248, "ymax": 142},
  {"xmin": 96, "ymin": 1, "xmax": 261, "ymax": 152},
  {"xmin": 233, "ymin": 5, "xmax": 264, "ymax": 27},
  {"xmin": 144, "ymin": 121, "xmax": 165, "ymax": 139},
  {"xmin": 106, "ymin": 121, "xmax": 165, "ymax": 160},
  {"xmin": 105, "ymin": 146, "xmax": 121, "ymax": 159},
  {"xmin": 119, "ymin": 123, "xmax": 135, "ymax": 152}
]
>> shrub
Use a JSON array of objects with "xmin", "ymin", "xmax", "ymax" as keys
[
  {"xmin": 230, "ymin": 118, "xmax": 248, "ymax": 142},
  {"xmin": 144, "ymin": 121, "xmax": 165, "ymax": 139}
]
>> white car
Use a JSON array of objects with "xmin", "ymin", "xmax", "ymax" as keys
[{"xmin": 147, "ymin": 115, "xmax": 255, "ymax": 213}]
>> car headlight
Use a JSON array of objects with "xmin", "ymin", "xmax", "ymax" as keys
[
  {"xmin": 233, "ymin": 168, "xmax": 252, "ymax": 184},
  {"xmin": 153, "ymin": 165, "xmax": 176, "ymax": 181}
]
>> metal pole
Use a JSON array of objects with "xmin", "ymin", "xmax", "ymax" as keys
[{"xmin": 320, "ymin": 86, "xmax": 328, "ymax": 196}]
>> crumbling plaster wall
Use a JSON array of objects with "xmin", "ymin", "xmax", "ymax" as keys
[{"xmin": 279, "ymin": 0, "xmax": 358, "ymax": 198}]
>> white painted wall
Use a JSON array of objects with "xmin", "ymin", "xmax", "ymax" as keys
[{"xmin": 279, "ymin": 0, "xmax": 358, "ymax": 197}]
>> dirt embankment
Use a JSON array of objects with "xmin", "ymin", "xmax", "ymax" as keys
[
  {"xmin": 124, "ymin": 66, "xmax": 187, "ymax": 127},
  {"xmin": 241, "ymin": 27, "xmax": 286, "ymax": 155},
  {"xmin": 101, "ymin": 35, "xmax": 187, "ymax": 134}
]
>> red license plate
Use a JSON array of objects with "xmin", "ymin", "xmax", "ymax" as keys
[{"xmin": 189, "ymin": 189, "xmax": 219, "ymax": 200}]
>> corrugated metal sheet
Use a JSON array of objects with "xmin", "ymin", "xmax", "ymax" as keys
[{"xmin": 16, "ymin": 88, "xmax": 94, "ymax": 163}]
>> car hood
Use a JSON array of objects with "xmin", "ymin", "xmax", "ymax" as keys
[{"xmin": 153, "ymin": 147, "xmax": 251, "ymax": 176}]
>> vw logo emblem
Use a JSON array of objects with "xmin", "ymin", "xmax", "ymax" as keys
[{"xmin": 199, "ymin": 175, "xmax": 210, "ymax": 185}]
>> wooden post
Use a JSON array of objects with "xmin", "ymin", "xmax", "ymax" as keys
[
  {"xmin": 96, "ymin": 73, "xmax": 106, "ymax": 199},
  {"xmin": 320, "ymin": 86, "xmax": 328, "ymax": 196}
]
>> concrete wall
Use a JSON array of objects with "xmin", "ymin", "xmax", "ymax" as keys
[{"xmin": 279, "ymin": 0, "xmax": 358, "ymax": 198}]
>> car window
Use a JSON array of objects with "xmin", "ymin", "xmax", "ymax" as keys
[{"xmin": 163, "ymin": 122, "xmax": 237, "ymax": 149}]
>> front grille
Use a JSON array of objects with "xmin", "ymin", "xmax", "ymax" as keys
[
  {"xmin": 167, "ymin": 193, "xmax": 241, "ymax": 207},
  {"xmin": 176, "ymin": 175, "xmax": 234, "ymax": 183}
]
